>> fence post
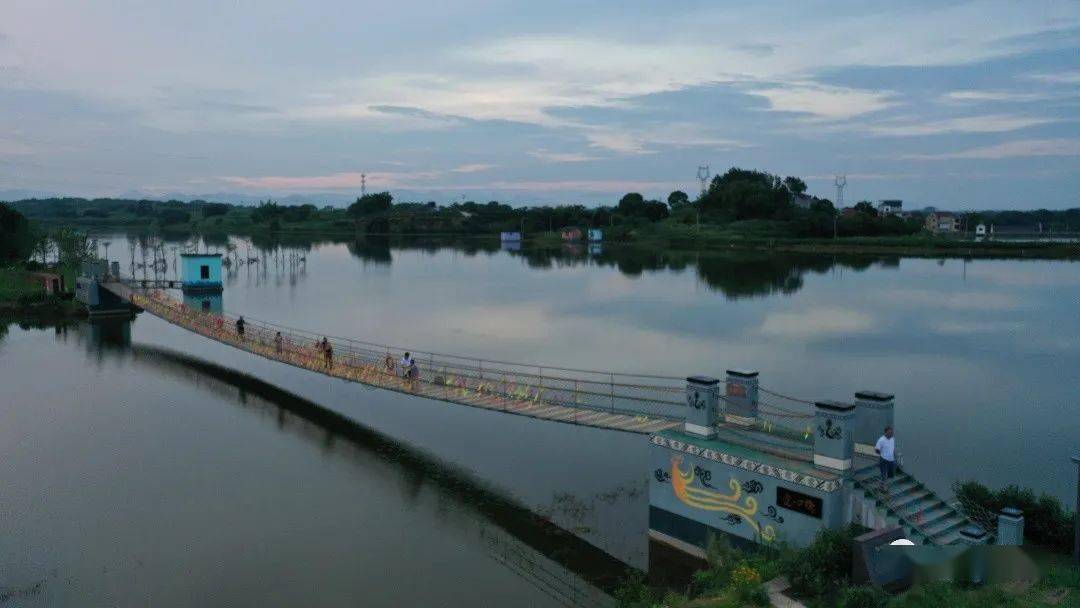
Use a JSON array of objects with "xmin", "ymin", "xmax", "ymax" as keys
[
  {"xmin": 813, "ymin": 401, "xmax": 855, "ymax": 471},
  {"xmin": 996, "ymin": 508, "xmax": 1024, "ymax": 546},
  {"xmin": 724, "ymin": 369, "xmax": 759, "ymax": 426},
  {"xmin": 684, "ymin": 376, "xmax": 719, "ymax": 438},
  {"xmin": 610, "ymin": 373, "xmax": 615, "ymax": 414}
]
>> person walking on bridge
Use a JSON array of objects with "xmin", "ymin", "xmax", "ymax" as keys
[
  {"xmin": 275, "ymin": 331, "xmax": 283, "ymax": 354},
  {"xmin": 400, "ymin": 352, "xmax": 414, "ymax": 378},
  {"xmin": 235, "ymin": 316, "xmax": 245, "ymax": 339},
  {"xmin": 875, "ymin": 426, "xmax": 896, "ymax": 481},
  {"xmin": 323, "ymin": 338, "xmax": 334, "ymax": 369}
]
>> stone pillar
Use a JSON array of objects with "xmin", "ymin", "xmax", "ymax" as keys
[
  {"xmin": 959, "ymin": 525, "xmax": 989, "ymax": 585},
  {"xmin": 853, "ymin": 391, "xmax": 894, "ymax": 457},
  {"xmin": 723, "ymin": 369, "xmax": 759, "ymax": 426},
  {"xmin": 684, "ymin": 376, "xmax": 719, "ymax": 438},
  {"xmin": 996, "ymin": 508, "xmax": 1024, "ymax": 546},
  {"xmin": 813, "ymin": 401, "xmax": 855, "ymax": 471},
  {"xmin": 959, "ymin": 525, "xmax": 988, "ymax": 545}
]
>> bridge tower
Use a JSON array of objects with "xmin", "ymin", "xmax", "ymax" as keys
[{"xmin": 180, "ymin": 253, "xmax": 223, "ymax": 293}]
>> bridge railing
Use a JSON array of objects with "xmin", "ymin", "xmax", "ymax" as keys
[{"xmin": 120, "ymin": 284, "xmax": 688, "ymax": 421}]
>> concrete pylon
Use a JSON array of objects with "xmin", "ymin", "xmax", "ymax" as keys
[
  {"xmin": 684, "ymin": 376, "xmax": 719, "ymax": 438},
  {"xmin": 813, "ymin": 401, "xmax": 855, "ymax": 471}
]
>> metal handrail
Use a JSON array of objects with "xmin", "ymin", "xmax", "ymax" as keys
[{"xmin": 117, "ymin": 285, "xmax": 687, "ymax": 421}]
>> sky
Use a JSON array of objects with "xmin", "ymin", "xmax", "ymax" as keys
[{"xmin": 1, "ymin": 0, "xmax": 1078, "ymax": 209}]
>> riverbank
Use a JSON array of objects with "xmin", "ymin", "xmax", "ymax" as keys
[
  {"xmin": 619, "ymin": 530, "xmax": 1080, "ymax": 608},
  {"xmin": 46, "ymin": 218, "xmax": 1080, "ymax": 260},
  {"xmin": 0, "ymin": 268, "xmax": 84, "ymax": 318}
]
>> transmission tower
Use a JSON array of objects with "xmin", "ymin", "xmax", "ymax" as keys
[
  {"xmin": 834, "ymin": 175, "xmax": 847, "ymax": 208},
  {"xmin": 360, "ymin": 173, "xmax": 367, "ymax": 198},
  {"xmin": 696, "ymin": 164, "xmax": 711, "ymax": 198}
]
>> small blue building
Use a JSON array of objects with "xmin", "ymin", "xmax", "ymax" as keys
[
  {"xmin": 180, "ymin": 253, "xmax": 223, "ymax": 292},
  {"xmin": 588, "ymin": 229, "xmax": 603, "ymax": 242}
]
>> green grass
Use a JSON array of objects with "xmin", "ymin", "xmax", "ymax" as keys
[
  {"xmin": 0, "ymin": 268, "xmax": 45, "ymax": 307},
  {"xmin": 616, "ymin": 530, "xmax": 1080, "ymax": 608}
]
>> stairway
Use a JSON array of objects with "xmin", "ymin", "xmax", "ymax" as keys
[{"xmin": 852, "ymin": 464, "xmax": 974, "ymax": 546}]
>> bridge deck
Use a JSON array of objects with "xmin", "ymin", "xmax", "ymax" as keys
[{"xmin": 104, "ymin": 282, "xmax": 681, "ymax": 435}]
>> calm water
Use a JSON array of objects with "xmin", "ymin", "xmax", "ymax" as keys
[{"xmin": 3, "ymin": 236, "xmax": 1079, "ymax": 605}]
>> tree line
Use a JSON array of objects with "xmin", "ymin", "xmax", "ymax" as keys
[{"xmin": 7, "ymin": 168, "xmax": 1079, "ymax": 239}]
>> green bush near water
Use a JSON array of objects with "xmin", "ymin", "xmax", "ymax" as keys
[{"xmin": 953, "ymin": 480, "xmax": 1074, "ymax": 553}]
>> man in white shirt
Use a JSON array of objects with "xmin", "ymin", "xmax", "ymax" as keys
[{"xmin": 875, "ymin": 426, "xmax": 896, "ymax": 480}]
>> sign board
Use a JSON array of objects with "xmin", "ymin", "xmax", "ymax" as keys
[{"xmin": 777, "ymin": 487, "xmax": 823, "ymax": 519}]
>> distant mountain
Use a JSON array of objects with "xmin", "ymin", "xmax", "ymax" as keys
[{"xmin": 0, "ymin": 188, "xmax": 61, "ymax": 202}]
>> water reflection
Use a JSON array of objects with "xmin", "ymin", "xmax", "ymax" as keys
[
  {"xmin": 98, "ymin": 232, "xmax": 904, "ymax": 301},
  {"xmin": 90, "ymin": 326, "xmax": 628, "ymax": 604}
]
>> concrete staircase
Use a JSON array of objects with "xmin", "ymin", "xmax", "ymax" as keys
[{"xmin": 852, "ymin": 464, "xmax": 973, "ymax": 546}]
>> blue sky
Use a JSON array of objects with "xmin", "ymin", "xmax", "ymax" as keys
[{"xmin": 1, "ymin": 0, "xmax": 1078, "ymax": 208}]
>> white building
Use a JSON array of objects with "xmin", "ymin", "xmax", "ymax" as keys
[{"xmin": 877, "ymin": 200, "xmax": 902, "ymax": 217}]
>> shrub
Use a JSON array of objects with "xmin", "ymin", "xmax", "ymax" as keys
[
  {"xmin": 785, "ymin": 525, "xmax": 859, "ymax": 601},
  {"xmin": 953, "ymin": 480, "xmax": 1074, "ymax": 553},
  {"xmin": 838, "ymin": 585, "xmax": 889, "ymax": 608},
  {"xmin": 612, "ymin": 570, "xmax": 660, "ymax": 608}
]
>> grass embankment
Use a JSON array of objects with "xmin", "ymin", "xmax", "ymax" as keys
[
  {"xmin": 617, "ymin": 527, "xmax": 1080, "ymax": 608},
  {"xmin": 56, "ymin": 215, "xmax": 1080, "ymax": 259},
  {"xmin": 601, "ymin": 220, "xmax": 1080, "ymax": 259},
  {"xmin": 0, "ymin": 268, "xmax": 83, "ymax": 317}
]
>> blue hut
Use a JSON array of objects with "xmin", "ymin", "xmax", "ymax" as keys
[{"xmin": 180, "ymin": 253, "xmax": 223, "ymax": 292}]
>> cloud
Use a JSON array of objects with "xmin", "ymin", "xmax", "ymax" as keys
[
  {"xmin": 942, "ymin": 90, "xmax": 1054, "ymax": 103},
  {"xmin": 929, "ymin": 320, "xmax": 1026, "ymax": 335},
  {"xmin": 903, "ymin": 138, "xmax": 1080, "ymax": 160},
  {"xmin": 220, "ymin": 170, "xmax": 441, "ymax": 190},
  {"xmin": 1026, "ymin": 71, "xmax": 1080, "ymax": 84},
  {"xmin": 0, "ymin": 138, "xmax": 35, "ymax": 156},
  {"xmin": 760, "ymin": 308, "xmax": 875, "ymax": 339},
  {"xmin": 480, "ymin": 179, "xmax": 679, "ymax": 193},
  {"xmin": 583, "ymin": 123, "xmax": 749, "ymax": 154},
  {"xmin": 450, "ymin": 163, "xmax": 495, "ymax": 173},
  {"xmin": 369, "ymin": 104, "xmax": 465, "ymax": 122},
  {"xmin": 528, "ymin": 149, "xmax": 601, "ymax": 163},
  {"xmin": 868, "ymin": 114, "xmax": 1053, "ymax": 137},
  {"xmin": 875, "ymin": 289, "xmax": 1025, "ymax": 311},
  {"xmin": 748, "ymin": 83, "xmax": 895, "ymax": 120}
]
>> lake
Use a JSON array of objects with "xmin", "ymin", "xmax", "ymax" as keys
[{"xmin": 2, "ymin": 235, "xmax": 1078, "ymax": 605}]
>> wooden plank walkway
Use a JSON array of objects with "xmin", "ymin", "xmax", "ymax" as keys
[{"xmin": 105, "ymin": 282, "xmax": 681, "ymax": 435}]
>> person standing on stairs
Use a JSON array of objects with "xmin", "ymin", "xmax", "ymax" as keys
[{"xmin": 875, "ymin": 426, "xmax": 896, "ymax": 481}]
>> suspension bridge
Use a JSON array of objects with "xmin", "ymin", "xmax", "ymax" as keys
[
  {"xmin": 74, "ymin": 257, "xmax": 982, "ymax": 550},
  {"xmin": 99, "ymin": 279, "xmax": 825, "ymax": 439}
]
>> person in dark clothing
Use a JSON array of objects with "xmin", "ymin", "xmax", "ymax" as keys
[
  {"xmin": 235, "ymin": 316, "xmax": 245, "ymax": 338},
  {"xmin": 275, "ymin": 331, "xmax": 283, "ymax": 354},
  {"xmin": 323, "ymin": 338, "xmax": 333, "ymax": 369}
]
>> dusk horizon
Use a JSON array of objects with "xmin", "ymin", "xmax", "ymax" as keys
[{"xmin": 2, "ymin": 1, "xmax": 1079, "ymax": 210}]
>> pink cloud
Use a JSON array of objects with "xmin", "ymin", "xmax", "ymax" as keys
[{"xmin": 219, "ymin": 170, "xmax": 440, "ymax": 190}]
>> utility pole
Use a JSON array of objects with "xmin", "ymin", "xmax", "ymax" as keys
[
  {"xmin": 696, "ymin": 165, "xmax": 710, "ymax": 199},
  {"xmin": 360, "ymin": 174, "xmax": 366, "ymax": 198}
]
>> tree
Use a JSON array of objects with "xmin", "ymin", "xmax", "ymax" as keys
[
  {"xmin": 617, "ymin": 192, "xmax": 646, "ymax": 217},
  {"xmin": 202, "ymin": 202, "xmax": 230, "ymax": 217},
  {"xmin": 783, "ymin": 176, "xmax": 807, "ymax": 195},
  {"xmin": 667, "ymin": 190, "xmax": 690, "ymax": 209},
  {"xmin": 699, "ymin": 167, "xmax": 792, "ymax": 221},
  {"xmin": 0, "ymin": 203, "xmax": 34, "ymax": 261},
  {"xmin": 642, "ymin": 200, "xmax": 670, "ymax": 222},
  {"xmin": 853, "ymin": 201, "xmax": 877, "ymax": 216},
  {"xmin": 348, "ymin": 192, "xmax": 393, "ymax": 217}
]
